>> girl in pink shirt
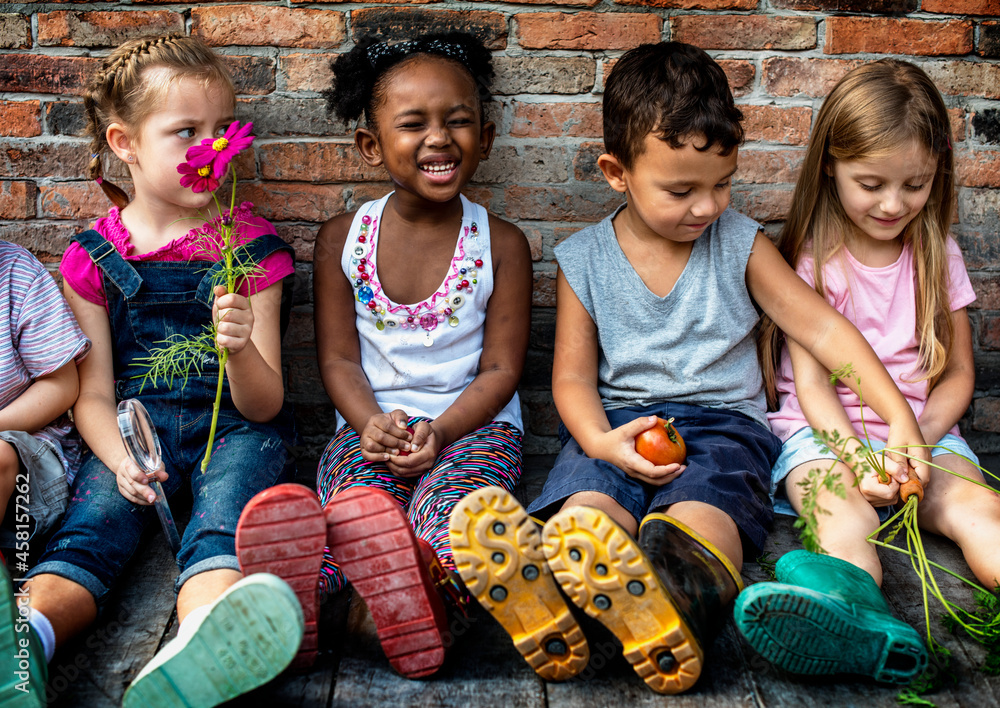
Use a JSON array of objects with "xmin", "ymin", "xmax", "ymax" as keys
[{"xmin": 736, "ymin": 60, "xmax": 1000, "ymax": 684}]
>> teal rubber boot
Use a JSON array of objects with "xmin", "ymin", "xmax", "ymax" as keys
[
  {"xmin": 123, "ymin": 573, "xmax": 304, "ymax": 708},
  {"xmin": 0, "ymin": 565, "xmax": 47, "ymax": 708},
  {"xmin": 735, "ymin": 550, "xmax": 927, "ymax": 684}
]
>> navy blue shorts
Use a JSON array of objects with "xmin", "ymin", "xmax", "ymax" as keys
[{"xmin": 526, "ymin": 402, "xmax": 781, "ymax": 552}]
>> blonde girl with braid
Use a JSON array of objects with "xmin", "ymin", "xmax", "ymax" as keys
[{"xmin": 2, "ymin": 35, "xmax": 303, "ymax": 708}]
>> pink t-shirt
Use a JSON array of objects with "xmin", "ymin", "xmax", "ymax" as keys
[
  {"xmin": 768, "ymin": 238, "xmax": 976, "ymax": 443},
  {"xmin": 60, "ymin": 202, "xmax": 294, "ymax": 306}
]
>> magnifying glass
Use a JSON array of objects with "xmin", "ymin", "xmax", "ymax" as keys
[{"xmin": 117, "ymin": 399, "xmax": 182, "ymax": 561}]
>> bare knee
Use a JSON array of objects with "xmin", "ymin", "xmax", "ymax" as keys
[{"xmin": 561, "ymin": 492, "xmax": 638, "ymax": 535}]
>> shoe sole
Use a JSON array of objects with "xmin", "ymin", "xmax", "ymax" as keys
[
  {"xmin": 735, "ymin": 582, "xmax": 927, "ymax": 684},
  {"xmin": 122, "ymin": 574, "xmax": 303, "ymax": 708},
  {"xmin": 542, "ymin": 507, "xmax": 703, "ymax": 694},
  {"xmin": 449, "ymin": 486, "xmax": 589, "ymax": 681},
  {"xmin": 236, "ymin": 483, "xmax": 326, "ymax": 669},
  {"xmin": 325, "ymin": 486, "xmax": 448, "ymax": 679},
  {"xmin": 0, "ymin": 565, "xmax": 45, "ymax": 707}
]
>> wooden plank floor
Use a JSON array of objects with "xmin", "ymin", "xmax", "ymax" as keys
[{"xmin": 49, "ymin": 455, "xmax": 1000, "ymax": 708}]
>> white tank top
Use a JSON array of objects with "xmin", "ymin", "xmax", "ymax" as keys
[{"xmin": 336, "ymin": 193, "xmax": 523, "ymax": 432}]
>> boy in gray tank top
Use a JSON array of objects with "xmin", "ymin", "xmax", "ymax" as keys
[{"xmin": 448, "ymin": 42, "xmax": 929, "ymax": 694}]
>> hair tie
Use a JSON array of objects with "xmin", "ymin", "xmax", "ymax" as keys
[
  {"xmin": 95, "ymin": 177, "xmax": 103, "ymax": 185},
  {"xmin": 366, "ymin": 38, "xmax": 469, "ymax": 71}
]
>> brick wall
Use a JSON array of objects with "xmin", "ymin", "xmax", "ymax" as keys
[{"xmin": 2, "ymin": 2, "xmax": 999, "ymax": 464}]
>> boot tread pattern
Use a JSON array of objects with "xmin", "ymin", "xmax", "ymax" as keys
[
  {"xmin": 450, "ymin": 486, "xmax": 589, "ymax": 681},
  {"xmin": 542, "ymin": 507, "xmax": 703, "ymax": 694}
]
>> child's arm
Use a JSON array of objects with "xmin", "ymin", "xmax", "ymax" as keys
[
  {"xmin": 390, "ymin": 217, "xmax": 533, "ymax": 476},
  {"xmin": 552, "ymin": 268, "xmax": 684, "ymax": 485},
  {"xmin": 212, "ymin": 282, "xmax": 285, "ymax": 422},
  {"xmin": 787, "ymin": 339, "xmax": 902, "ymax": 505},
  {"xmin": 746, "ymin": 232, "xmax": 929, "ymax": 484},
  {"xmin": 916, "ymin": 307, "xmax": 975, "ymax": 446},
  {"xmin": 64, "ymin": 283, "xmax": 166, "ymax": 505},
  {"xmin": 314, "ymin": 214, "xmax": 411, "ymax": 461},
  {"xmin": 0, "ymin": 362, "xmax": 78, "ymax": 435}
]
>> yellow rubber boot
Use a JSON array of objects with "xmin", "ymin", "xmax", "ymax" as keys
[
  {"xmin": 542, "ymin": 508, "xmax": 741, "ymax": 694},
  {"xmin": 449, "ymin": 486, "xmax": 589, "ymax": 681}
]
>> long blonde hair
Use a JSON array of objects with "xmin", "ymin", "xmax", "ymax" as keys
[
  {"xmin": 760, "ymin": 59, "xmax": 955, "ymax": 408},
  {"xmin": 84, "ymin": 35, "xmax": 235, "ymax": 209}
]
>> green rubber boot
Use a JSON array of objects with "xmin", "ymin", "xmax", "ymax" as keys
[
  {"xmin": 0, "ymin": 565, "xmax": 47, "ymax": 708},
  {"xmin": 735, "ymin": 550, "xmax": 927, "ymax": 684}
]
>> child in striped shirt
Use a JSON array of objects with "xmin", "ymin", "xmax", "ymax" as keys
[{"xmin": 0, "ymin": 240, "xmax": 90, "ymax": 552}]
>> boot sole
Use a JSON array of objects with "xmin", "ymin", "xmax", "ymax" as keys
[
  {"xmin": 449, "ymin": 486, "xmax": 589, "ymax": 681},
  {"xmin": 542, "ymin": 507, "xmax": 703, "ymax": 694},
  {"xmin": 325, "ymin": 486, "xmax": 448, "ymax": 679},
  {"xmin": 236, "ymin": 483, "xmax": 326, "ymax": 669},
  {"xmin": 735, "ymin": 582, "xmax": 927, "ymax": 684},
  {"xmin": 0, "ymin": 565, "xmax": 46, "ymax": 707},
  {"xmin": 122, "ymin": 574, "xmax": 303, "ymax": 708}
]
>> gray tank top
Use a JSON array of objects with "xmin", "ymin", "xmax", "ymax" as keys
[{"xmin": 555, "ymin": 205, "xmax": 768, "ymax": 428}]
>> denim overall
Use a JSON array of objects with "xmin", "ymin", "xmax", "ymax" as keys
[{"xmin": 27, "ymin": 230, "xmax": 296, "ymax": 604}]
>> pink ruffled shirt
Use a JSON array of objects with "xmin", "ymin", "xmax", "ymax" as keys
[
  {"xmin": 768, "ymin": 238, "xmax": 976, "ymax": 443},
  {"xmin": 60, "ymin": 202, "xmax": 294, "ymax": 306}
]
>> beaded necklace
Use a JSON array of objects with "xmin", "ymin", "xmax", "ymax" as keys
[{"xmin": 349, "ymin": 204, "xmax": 485, "ymax": 347}]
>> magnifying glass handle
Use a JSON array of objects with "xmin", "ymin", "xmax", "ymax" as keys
[{"xmin": 147, "ymin": 476, "xmax": 183, "ymax": 559}]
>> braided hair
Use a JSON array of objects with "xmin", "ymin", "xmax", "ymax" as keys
[
  {"xmin": 325, "ymin": 32, "xmax": 494, "ymax": 131},
  {"xmin": 84, "ymin": 35, "xmax": 235, "ymax": 209}
]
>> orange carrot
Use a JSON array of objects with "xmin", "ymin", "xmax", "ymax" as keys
[{"xmin": 900, "ymin": 477, "xmax": 924, "ymax": 503}]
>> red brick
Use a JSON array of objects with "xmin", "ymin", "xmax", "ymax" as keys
[
  {"xmin": 762, "ymin": 57, "xmax": 861, "ymax": 98},
  {"xmin": 471, "ymin": 0, "xmax": 600, "ymax": 5},
  {"xmin": 0, "ymin": 55, "xmax": 100, "ymax": 96},
  {"xmin": 825, "ymin": 18, "xmax": 973, "ymax": 57},
  {"xmin": 0, "ymin": 13, "xmax": 30, "ymax": 49},
  {"xmin": 0, "ymin": 101, "xmax": 40, "ymax": 138},
  {"xmin": 510, "ymin": 101, "xmax": 602, "ymax": 138},
  {"xmin": 516, "ymin": 12, "xmax": 661, "ymax": 51},
  {"xmin": 616, "ymin": 0, "xmax": 756, "ymax": 7},
  {"xmin": 519, "ymin": 226, "xmax": 545, "ymax": 262},
  {"xmin": 39, "ymin": 181, "xmax": 109, "ymax": 220},
  {"xmin": 772, "ymin": 0, "xmax": 915, "ymax": 9},
  {"xmin": 673, "ymin": 15, "xmax": 815, "ymax": 51},
  {"xmin": 504, "ymin": 185, "xmax": 621, "ymax": 222},
  {"xmin": 532, "ymin": 270, "xmax": 556, "ymax": 307},
  {"xmin": 730, "ymin": 187, "xmax": 794, "ymax": 223},
  {"xmin": 956, "ymin": 150, "xmax": 1000, "ymax": 188},
  {"xmin": 741, "ymin": 105, "xmax": 812, "ymax": 145},
  {"xmin": 573, "ymin": 142, "xmax": 606, "ymax": 183},
  {"xmin": 238, "ymin": 182, "xmax": 347, "ymax": 222},
  {"xmin": 719, "ymin": 60, "xmax": 756, "ymax": 98},
  {"xmin": 282, "ymin": 53, "xmax": 337, "ymax": 93},
  {"xmin": 223, "ymin": 56, "xmax": 276, "ymax": 96},
  {"xmin": 923, "ymin": 0, "xmax": 1000, "ymax": 13},
  {"xmin": 1, "ymin": 142, "xmax": 89, "ymax": 179},
  {"xmin": 279, "ymin": 223, "xmax": 319, "ymax": 265},
  {"xmin": 38, "ymin": 11, "xmax": 183, "ymax": 47},
  {"xmin": 981, "ymin": 314, "xmax": 1000, "ymax": 351},
  {"xmin": 0, "ymin": 222, "xmax": 82, "ymax": 264},
  {"xmin": 193, "ymin": 6, "xmax": 346, "ymax": 49},
  {"xmin": 970, "ymin": 273, "xmax": 1000, "ymax": 309},
  {"xmin": 950, "ymin": 108, "xmax": 967, "ymax": 142},
  {"xmin": 351, "ymin": 8, "xmax": 508, "ymax": 50},
  {"xmin": 257, "ymin": 142, "xmax": 385, "ymax": 182},
  {"xmin": 735, "ymin": 149, "xmax": 803, "ymax": 184},
  {"xmin": 497, "ymin": 57, "xmax": 596, "ymax": 95},
  {"xmin": 0, "ymin": 181, "xmax": 36, "ymax": 219},
  {"xmin": 924, "ymin": 61, "xmax": 1000, "ymax": 100},
  {"xmin": 981, "ymin": 21, "xmax": 1000, "ymax": 58}
]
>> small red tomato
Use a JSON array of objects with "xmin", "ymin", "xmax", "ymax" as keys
[
  {"xmin": 397, "ymin": 426, "xmax": 416, "ymax": 456},
  {"xmin": 635, "ymin": 417, "xmax": 686, "ymax": 466}
]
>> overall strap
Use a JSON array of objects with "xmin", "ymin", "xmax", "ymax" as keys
[
  {"xmin": 195, "ymin": 233, "xmax": 295, "ymax": 307},
  {"xmin": 71, "ymin": 230, "xmax": 143, "ymax": 299}
]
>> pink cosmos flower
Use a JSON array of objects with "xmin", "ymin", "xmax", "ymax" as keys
[
  {"xmin": 177, "ymin": 162, "xmax": 219, "ymax": 193},
  {"xmin": 183, "ymin": 121, "xmax": 255, "ymax": 181}
]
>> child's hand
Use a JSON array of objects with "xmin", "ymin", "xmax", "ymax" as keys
[
  {"xmin": 858, "ymin": 463, "xmax": 900, "ymax": 507},
  {"xmin": 116, "ymin": 456, "xmax": 167, "ymax": 505},
  {"xmin": 602, "ymin": 416, "xmax": 685, "ymax": 487},
  {"xmin": 212, "ymin": 285, "xmax": 254, "ymax": 355},
  {"xmin": 359, "ymin": 409, "xmax": 413, "ymax": 460},
  {"xmin": 386, "ymin": 420, "xmax": 440, "ymax": 478},
  {"xmin": 884, "ymin": 424, "xmax": 931, "ymax": 488}
]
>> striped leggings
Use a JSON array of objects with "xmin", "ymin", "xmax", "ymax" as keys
[{"xmin": 316, "ymin": 419, "xmax": 522, "ymax": 595}]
